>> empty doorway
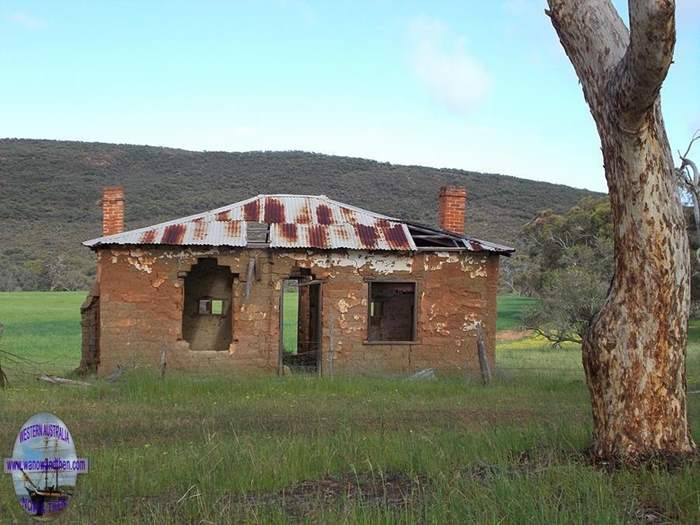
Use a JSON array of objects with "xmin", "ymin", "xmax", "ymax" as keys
[{"xmin": 280, "ymin": 277, "xmax": 322, "ymax": 373}]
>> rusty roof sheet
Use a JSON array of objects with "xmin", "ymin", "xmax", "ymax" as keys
[
  {"xmin": 269, "ymin": 223, "xmax": 415, "ymax": 250},
  {"xmin": 202, "ymin": 194, "xmax": 406, "ymax": 226},
  {"xmin": 84, "ymin": 219, "xmax": 247, "ymax": 248},
  {"xmin": 83, "ymin": 194, "xmax": 513, "ymax": 254}
]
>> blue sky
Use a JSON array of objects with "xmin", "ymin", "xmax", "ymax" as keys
[{"xmin": 1, "ymin": 1, "xmax": 698, "ymax": 192}]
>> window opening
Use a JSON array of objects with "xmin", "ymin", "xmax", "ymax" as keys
[{"xmin": 367, "ymin": 282, "xmax": 416, "ymax": 342}]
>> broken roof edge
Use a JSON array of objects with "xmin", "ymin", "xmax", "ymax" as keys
[{"xmin": 403, "ymin": 220, "xmax": 514, "ymax": 256}]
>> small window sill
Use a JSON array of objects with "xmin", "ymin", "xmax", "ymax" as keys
[{"xmin": 363, "ymin": 340, "xmax": 417, "ymax": 345}]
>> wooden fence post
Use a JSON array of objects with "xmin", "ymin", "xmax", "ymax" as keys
[
  {"xmin": 0, "ymin": 323, "xmax": 7, "ymax": 389},
  {"xmin": 475, "ymin": 322, "xmax": 491, "ymax": 385},
  {"xmin": 328, "ymin": 311, "xmax": 335, "ymax": 379},
  {"xmin": 159, "ymin": 345, "xmax": 167, "ymax": 380}
]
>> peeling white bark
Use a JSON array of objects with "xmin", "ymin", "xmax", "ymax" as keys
[{"xmin": 547, "ymin": 0, "xmax": 695, "ymax": 459}]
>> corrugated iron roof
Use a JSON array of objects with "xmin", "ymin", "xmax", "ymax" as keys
[
  {"xmin": 84, "ymin": 218, "xmax": 247, "ymax": 248},
  {"xmin": 83, "ymin": 194, "xmax": 513, "ymax": 254},
  {"xmin": 269, "ymin": 223, "xmax": 415, "ymax": 251}
]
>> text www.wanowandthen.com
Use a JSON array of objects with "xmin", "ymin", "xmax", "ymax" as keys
[{"xmin": 4, "ymin": 457, "xmax": 89, "ymax": 474}]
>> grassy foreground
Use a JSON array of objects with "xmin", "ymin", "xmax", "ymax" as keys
[{"xmin": 0, "ymin": 292, "xmax": 698, "ymax": 524}]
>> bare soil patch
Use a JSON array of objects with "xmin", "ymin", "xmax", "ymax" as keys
[
  {"xmin": 239, "ymin": 471, "xmax": 428, "ymax": 517},
  {"xmin": 496, "ymin": 329, "xmax": 532, "ymax": 341}
]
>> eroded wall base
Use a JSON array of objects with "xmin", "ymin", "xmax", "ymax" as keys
[{"xmin": 77, "ymin": 282, "xmax": 100, "ymax": 375}]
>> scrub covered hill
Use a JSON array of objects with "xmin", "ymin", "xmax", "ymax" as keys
[{"xmin": 0, "ymin": 138, "xmax": 602, "ymax": 290}]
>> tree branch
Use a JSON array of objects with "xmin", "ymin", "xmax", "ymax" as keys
[
  {"xmin": 679, "ymin": 129, "xmax": 700, "ymax": 160},
  {"xmin": 614, "ymin": 0, "xmax": 676, "ymax": 129},
  {"xmin": 532, "ymin": 327, "xmax": 583, "ymax": 347},
  {"xmin": 682, "ymin": 158, "xmax": 699, "ymax": 186},
  {"xmin": 546, "ymin": 0, "xmax": 628, "ymax": 117}
]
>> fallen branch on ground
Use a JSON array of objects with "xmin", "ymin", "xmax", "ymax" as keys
[
  {"xmin": 37, "ymin": 374, "xmax": 93, "ymax": 387},
  {"xmin": 408, "ymin": 368, "xmax": 436, "ymax": 380}
]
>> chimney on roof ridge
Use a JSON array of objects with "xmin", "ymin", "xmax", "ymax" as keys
[
  {"xmin": 438, "ymin": 186, "xmax": 466, "ymax": 235},
  {"xmin": 102, "ymin": 186, "xmax": 124, "ymax": 236}
]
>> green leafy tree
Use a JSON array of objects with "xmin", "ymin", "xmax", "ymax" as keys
[{"xmin": 518, "ymin": 197, "xmax": 613, "ymax": 344}]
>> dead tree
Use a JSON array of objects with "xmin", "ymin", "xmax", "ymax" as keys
[
  {"xmin": 676, "ymin": 131, "xmax": 700, "ymax": 248},
  {"xmin": 547, "ymin": 0, "xmax": 696, "ymax": 460}
]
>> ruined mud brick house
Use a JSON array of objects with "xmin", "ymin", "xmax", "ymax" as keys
[{"xmin": 80, "ymin": 186, "xmax": 513, "ymax": 376}]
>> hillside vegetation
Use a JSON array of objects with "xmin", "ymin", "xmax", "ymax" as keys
[{"xmin": 0, "ymin": 139, "xmax": 601, "ymax": 290}]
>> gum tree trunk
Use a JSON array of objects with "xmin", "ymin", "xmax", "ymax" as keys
[{"xmin": 547, "ymin": 0, "xmax": 696, "ymax": 460}]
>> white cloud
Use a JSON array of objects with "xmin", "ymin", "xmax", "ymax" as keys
[
  {"xmin": 7, "ymin": 12, "xmax": 47, "ymax": 29},
  {"xmin": 407, "ymin": 17, "xmax": 491, "ymax": 116}
]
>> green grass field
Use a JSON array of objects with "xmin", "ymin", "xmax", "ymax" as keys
[
  {"xmin": 0, "ymin": 292, "xmax": 698, "ymax": 524},
  {"xmin": 496, "ymin": 295, "xmax": 539, "ymax": 331},
  {"xmin": 0, "ymin": 292, "xmax": 84, "ymax": 374},
  {"xmin": 282, "ymin": 286, "xmax": 299, "ymax": 355}
]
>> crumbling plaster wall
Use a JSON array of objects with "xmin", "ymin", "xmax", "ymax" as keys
[{"xmin": 96, "ymin": 246, "xmax": 499, "ymax": 376}]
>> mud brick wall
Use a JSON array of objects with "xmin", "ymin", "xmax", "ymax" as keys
[{"xmin": 95, "ymin": 246, "xmax": 499, "ymax": 377}]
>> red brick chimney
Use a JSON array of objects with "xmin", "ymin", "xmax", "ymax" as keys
[
  {"xmin": 102, "ymin": 186, "xmax": 124, "ymax": 236},
  {"xmin": 438, "ymin": 186, "xmax": 467, "ymax": 234}
]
